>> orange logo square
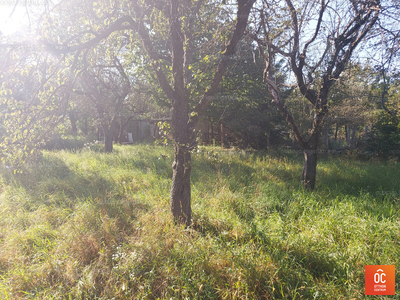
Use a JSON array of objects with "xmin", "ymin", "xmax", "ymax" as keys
[{"xmin": 365, "ymin": 265, "xmax": 395, "ymax": 295}]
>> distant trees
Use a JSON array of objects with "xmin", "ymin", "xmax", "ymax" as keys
[
  {"xmin": 73, "ymin": 49, "xmax": 131, "ymax": 152},
  {"xmin": 325, "ymin": 63, "xmax": 376, "ymax": 149},
  {"xmin": 366, "ymin": 112, "xmax": 400, "ymax": 157},
  {"xmin": 204, "ymin": 38, "xmax": 290, "ymax": 149},
  {"xmin": 365, "ymin": 68, "xmax": 400, "ymax": 157}
]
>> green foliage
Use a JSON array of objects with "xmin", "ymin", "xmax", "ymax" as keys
[
  {"xmin": 206, "ymin": 39, "xmax": 290, "ymax": 149},
  {"xmin": 364, "ymin": 67, "xmax": 400, "ymax": 158},
  {"xmin": 365, "ymin": 112, "xmax": 400, "ymax": 158},
  {"xmin": 43, "ymin": 135, "xmax": 87, "ymax": 151},
  {"xmin": 0, "ymin": 145, "xmax": 398, "ymax": 299},
  {"xmin": 154, "ymin": 121, "xmax": 172, "ymax": 146},
  {"xmin": 0, "ymin": 47, "xmax": 71, "ymax": 167}
]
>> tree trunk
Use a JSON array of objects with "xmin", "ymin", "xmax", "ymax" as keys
[
  {"xmin": 170, "ymin": 105, "xmax": 192, "ymax": 226},
  {"xmin": 221, "ymin": 123, "xmax": 224, "ymax": 147},
  {"xmin": 69, "ymin": 111, "xmax": 78, "ymax": 136},
  {"xmin": 302, "ymin": 116, "xmax": 323, "ymax": 190},
  {"xmin": 104, "ymin": 126, "xmax": 113, "ymax": 152},
  {"xmin": 82, "ymin": 118, "xmax": 88, "ymax": 136},
  {"xmin": 103, "ymin": 120, "xmax": 117, "ymax": 152},
  {"xmin": 170, "ymin": 144, "xmax": 192, "ymax": 226},
  {"xmin": 334, "ymin": 123, "xmax": 338, "ymax": 141},
  {"xmin": 210, "ymin": 122, "xmax": 214, "ymax": 145},
  {"xmin": 345, "ymin": 125, "xmax": 351, "ymax": 147},
  {"xmin": 350, "ymin": 124, "xmax": 357, "ymax": 149},
  {"xmin": 302, "ymin": 149, "xmax": 317, "ymax": 190}
]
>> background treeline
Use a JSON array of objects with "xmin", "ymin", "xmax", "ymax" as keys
[{"xmin": 2, "ymin": 38, "xmax": 399, "ymax": 156}]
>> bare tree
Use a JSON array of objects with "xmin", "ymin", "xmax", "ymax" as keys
[
  {"xmin": 371, "ymin": 0, "xmax": 400, "ymax": 116},
  {"xmin": 251, "ymin": 0, "xmax": 381, "ymax": 189}
]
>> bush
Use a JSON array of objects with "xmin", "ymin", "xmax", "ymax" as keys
[
  {"xmin": 43, "ymin": 136, "xmax": 85, "ymax": 151},
  {"xmin": 365, "ymin": 112, "xmax": 400, "ymax": 158}
]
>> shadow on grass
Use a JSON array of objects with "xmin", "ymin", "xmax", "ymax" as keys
[
  {"xmin": 191, "ymin": 213, "xmax": 344, "ymax": 299},
  {"xmin": 253, "ymin": 150, "xmax": 400, "ymax": 195},
  {"xmin": 0, "ymin": 153, "xmax": 153, "ymax": 242},
  {"xmin": 191, "ymin": 157, "xmax": 258, "ymax": 195},
  {"xmin": 317, "ymin": 156, "xmax": 400, "ymax": 195},
  {"xmin": 0, "ymin": 155, "xmax": 117, "ymax": 208},
  {"xmin": 251, "ymin": 151, "xmax": 400, "ymax": 197}
]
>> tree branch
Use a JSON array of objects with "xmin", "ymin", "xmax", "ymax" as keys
[{"xmin": 190, "ymin": 0, "xmax": 256, "ymax": 127}]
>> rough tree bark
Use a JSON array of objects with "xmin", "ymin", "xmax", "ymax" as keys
[
  {"xmin": 104, "ymin": 126, "xmax": 113, "ymax": 152},
  {"xmin": 170, "ymin": 105, "xmax": 192, "ymax": 224},
  {"xmin": 302, "ymin": 150, "xmax": 317, "ymax": 189},
  {"xmin": 103, "ymin": 119, "xmax": 117, "ymax": 152}
]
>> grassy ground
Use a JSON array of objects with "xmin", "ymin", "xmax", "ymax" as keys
[{"xmin": 0, "ymin": 144, "xmax": 398, "ymax": 299}]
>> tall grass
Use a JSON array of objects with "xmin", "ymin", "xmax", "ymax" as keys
[{"xmin": 0, "ymin": 144, "xmax": 398, "ymax": 299}]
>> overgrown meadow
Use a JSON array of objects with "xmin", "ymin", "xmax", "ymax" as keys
[{"xmin": 0, "ymin": 144, "xmax": 398, "ymax": 299}]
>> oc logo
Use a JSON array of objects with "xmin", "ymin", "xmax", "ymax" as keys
[{"xmin": 374, "ymin": 269, "xmax": 386, "ymax": 283}]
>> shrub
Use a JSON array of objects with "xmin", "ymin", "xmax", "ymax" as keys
[{"xmin": 365, "ymin": 112, "xmax": 400, "ymax": 158}]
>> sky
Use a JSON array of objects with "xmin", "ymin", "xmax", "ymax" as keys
[{"xmin": 0, "ymin": 2, "xmax": 45, "ymax": 37}]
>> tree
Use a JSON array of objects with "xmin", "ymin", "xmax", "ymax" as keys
[
  {"xmin": 205, "ymin": 38, "xmax": 290, "ymax": 149},
  {"xmin": 38, "ymin": 0, "xmax": 255, "ymax": 225},
  {"xmin": 251, "ymin": 0, "xmax": 381, "ymax": 189},
  {"xmin": 367, "ymin": 0, "xmax": 400, "ymax": 116},
  {"xmin": 327, "ymin": 63, "xmax": 377, "ymax": 149},
  {"xmin": 131, "ymin": 0, "xmax": 255, "ymax": 225},
  {"xmin": 0, "ymin": 39, "xmax": 73, "ymax": 166},
  {"xmin": 366, "ymin": 67, "xmax": 400, "ymax": 157},
  {"xmin": 73, "ymin": 51, "xmax": 131, "ymax": 152}
]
